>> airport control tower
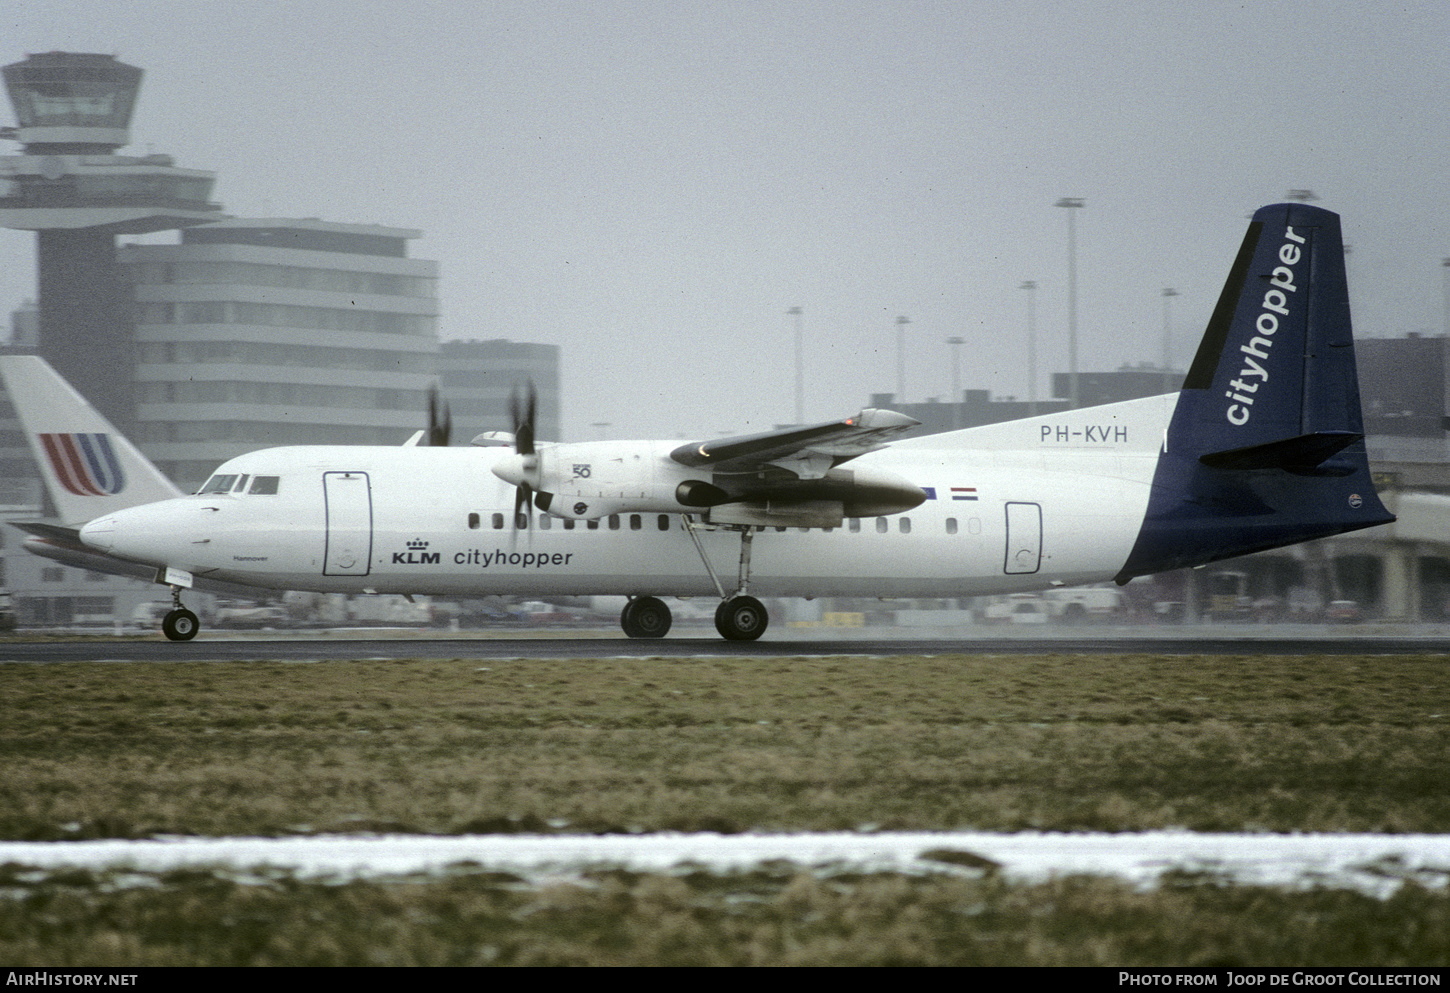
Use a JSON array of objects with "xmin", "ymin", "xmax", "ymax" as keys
[{"xmin": 0, "ymin": 52, "xmax": 224, "ymax": 429}]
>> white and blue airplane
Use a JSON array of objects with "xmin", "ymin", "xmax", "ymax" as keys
[{"xmin": 0, "ymin": 203, "xmax": 1395, "ymax": 641}]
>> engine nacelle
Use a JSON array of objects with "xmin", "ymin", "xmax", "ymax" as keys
[
  {"xmin": 675, "ymin": 479, "xmax": 730, "ymax": 507},
  {"xmin": 492, "ymin": 440, "xmax": 926, "ymax": 521},
  {"xmin": 494, "ymin": 440, "xmax": 704, "ymax": 519}
]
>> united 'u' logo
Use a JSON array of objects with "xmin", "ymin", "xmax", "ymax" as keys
[{"xmin": 39, "ymin": 433, "xmax": 126, "ymax": 496}]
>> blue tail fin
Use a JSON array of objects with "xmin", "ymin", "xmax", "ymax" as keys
[{"xmin": 1116, "ymin": 203, "xmax": 1393, "ymax": 581}]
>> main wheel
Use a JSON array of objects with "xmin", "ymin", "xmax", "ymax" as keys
[
  {"xmin": 162, "ymin": 608, "xmax": 200, "ymax": 642},
  {"xmin": 622, "ymin": 596, "xmax": 672, "ymax": 638},
  {"xmin": 715, "ymin": 595, "xmax": 768, "ymax": 641}
]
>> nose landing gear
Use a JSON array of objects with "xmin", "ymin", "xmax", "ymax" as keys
[{"xmin": 161, "ymin": 584, "xmax": 199, "ymax": 642}]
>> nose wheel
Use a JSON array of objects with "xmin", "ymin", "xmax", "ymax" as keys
[
  {"xmin": 161, "ymin": 584, "xmax": 200, "ymax": 641},
  {"xmin": 162, "ymin": 608, "xmax": 200, "ymax": 641}
]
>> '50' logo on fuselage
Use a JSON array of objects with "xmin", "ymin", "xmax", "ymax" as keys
[{"xmin": 572, "ymin": 463, "xmax": 592, "ymax": 479}]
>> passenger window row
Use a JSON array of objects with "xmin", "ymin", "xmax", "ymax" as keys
[
  {"xmin": 467, "ymin": 512, "xmax": 673, "ymax": 531},
  {"xmin": 464, "ymin": 512, "xmax": 978, "ymax": 534}
]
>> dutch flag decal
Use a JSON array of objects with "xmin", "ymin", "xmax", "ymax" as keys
[
  {"xmin": 951, "ymin": 487, "xmax": 978, "ymax": 501},
  {"xmin": 39, "ymin": 433, "xmax": 126, "ymax": 496}
]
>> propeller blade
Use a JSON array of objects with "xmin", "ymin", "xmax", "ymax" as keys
[
  {"xmin": 510, "ymin": 380, "xmax": 536, "ymax": 456},
  {"xmin": 514, "ymin": 481, "xmax": 533, "ymax": 530},
  {"xmin": 427, "ymin": 384, "xmax": 452, "ymax": 447},
  {"xmin": 507, "ymin": 380, "xmax": 541, "ymax": 537}
]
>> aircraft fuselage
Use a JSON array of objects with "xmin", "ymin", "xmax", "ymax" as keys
[{"xmin": 78, "ymin": 397, "xmax": 1174, "ymax": 602}]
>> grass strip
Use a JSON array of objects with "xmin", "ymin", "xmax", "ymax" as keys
[
  {"xmin": 0, "ymin": 862, "xmax": 1445, "ymax": 966},
  {"xmin": 1, "ymin": 653, "xmax": 1447, "ymax": 840}
]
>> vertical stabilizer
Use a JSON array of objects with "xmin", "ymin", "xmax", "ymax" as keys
[
  {"xmin": 1178, "ymin": 202, "xmax": 1362, "ymax": 454},
  {"xmin": 1117, "ymin": 203, "xmax": 1393, "ymax": 581},
  {"xmin": 0, "ymin": 355, "xmax": 182, "ymax": 525}
]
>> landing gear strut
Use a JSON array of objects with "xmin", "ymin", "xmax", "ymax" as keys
[
  {"xmin": 620, "ymin": 595, "xmax": 672, "ymax": 639},
  {"xmin": 161, "ymin": 584, "xmax": 199, "ymax": 642},
  {"xmin": 681, "ymin": 516, "xmax": 770, "ymax": 642}
]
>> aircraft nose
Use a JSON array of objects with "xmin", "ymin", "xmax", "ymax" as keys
[
  {"xmin": 78, "ymin": 501, "xmax": 194, "ymax": 565},
  {"xmin": 79, "ymin": 515, "xmax": 117, "ymax": 552}
]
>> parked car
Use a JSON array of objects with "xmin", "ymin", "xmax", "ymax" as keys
[{"xmin": 983, "ymin": 594, "xmax": 1050, "ymax": 624}]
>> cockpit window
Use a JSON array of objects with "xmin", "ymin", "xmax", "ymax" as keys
[
  {"xmin": 197, "ymin": 474, "xmax": 238, "ymax": 495},
  {"xmin": 249, "ymin": 476, "xmax": 280, "ymax": 495},
  {"xmin": 232, "ymin": 474, "xmax": 250, "ymax": 493}
]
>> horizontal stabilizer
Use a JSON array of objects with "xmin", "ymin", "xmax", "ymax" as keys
[
  {"xmin": 19, "ymin": 532, "xmax": 261, "ymax": 595},
  {"xmin": 8, "ymin": 521, "xmax": 84, "ymax": 546},
  {"xmin": 1198, "ymin": 431, "xmax": 1363, "ymax": 474}
]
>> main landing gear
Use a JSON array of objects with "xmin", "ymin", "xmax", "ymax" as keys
[
  {"xmin": 713, "ymin": 594, "xmax": 768, "ymax": 641},
  {"xmin": 617, "ymin": 519, "xmax": 772, "ymax": 642},
  {"xmin": 620, "ymin": 596, "xmax": 673, "ymax": 639},
  {"xmin": 617, "ymin": 591, "xmax": 769, "ymax": 641},
  {"xmin": 162, "ymin": 584, "xmax": 199, "ymax": 642}
]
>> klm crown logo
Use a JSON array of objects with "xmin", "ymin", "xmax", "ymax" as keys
[{"xmin": 394, "ymin": 538, "xmax": 439, "ymax": 565}]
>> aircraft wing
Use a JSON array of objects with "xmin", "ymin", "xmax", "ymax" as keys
[{"xmin": 669, "ymin": 409, "xmax": 919, "ymax": 479}]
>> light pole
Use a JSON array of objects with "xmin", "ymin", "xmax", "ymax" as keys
[
  {"xmin": 895, "ymin": 315, "xmax": 911, "ymax": 402},
  {"xmin": 1020, "ymin": 280, "xmax": 1038, "ymax": 416},
  {"xmin": 1161, "ymin": 287, "xmax": 1179, "ymax": 393},
  {"xmin": 946, "ymin": 336, "xmax": 965, "ymax": 429},
  {"xmin": 787, "ymin": 306, "xmax": 804, "ymax": 425},
  {"xmin": 1055, "ymin": 198, "xmax": 1085, "ymax": 409},
  {"xmin": 1443, "ymin": 259, "xmax": 1450, "ymax": 338}
]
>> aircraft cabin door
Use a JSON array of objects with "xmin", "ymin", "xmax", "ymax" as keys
[
  {"xmin": 1003, "ymin": 501, "xmax": 1042, "ymax": 575},
  {"xmin": 323, "ymin": 471, "xmax": 373, "ymax": 576}
]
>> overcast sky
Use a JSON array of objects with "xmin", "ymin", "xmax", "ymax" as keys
[{"xmin": 3, "ymin": 1, "xmax": 1449, "ymax": 441}]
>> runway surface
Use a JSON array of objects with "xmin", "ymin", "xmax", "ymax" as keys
[
  {"xmin": 4, "ymin": 630, "xmax": 1450, "ymax": 662},
  {"xmin": 2, "ymin": 831, "xmax": 1447, "ymax": 897}
]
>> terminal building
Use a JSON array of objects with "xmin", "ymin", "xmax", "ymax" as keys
[
  {"xmin": 121, "ymin": 218, "xmax": 439, "ymax": 490},
  {"xmin": 438, "ymin": 338, "xmax": 561, "ymax": 445},
  {"xmin": 0, "ymin": 50, "xmax": 560, "ymax": 626},
  {"xmin": 869, "ymin": 365, "xmax": 1183, "ymax": 436}
]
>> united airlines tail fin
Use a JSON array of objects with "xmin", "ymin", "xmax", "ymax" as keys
[
  {"xmin": 0, "ymin": 355, "xmax": 183, "ymax": 526},
  {"xmin": 1116, "ymin": 202, "xmax": 1394, "ymax": 581}
]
